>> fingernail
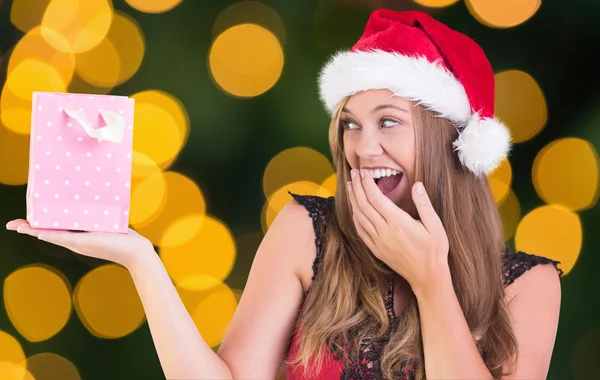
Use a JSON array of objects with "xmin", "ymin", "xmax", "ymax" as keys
[
  {"xmin": 360, "ymin": 169, "xmax": 365, "ymax": 178},
  {"xmin": 350, "ymin": 170, "xmax": 356, "ymax": 179},
  {"xmin": 347, "ymin": 181, "xmax": 352, "ymax": 191},
  {"xmin": 415, "ymin": 182, "xmax": 425, "ymax": 195}
]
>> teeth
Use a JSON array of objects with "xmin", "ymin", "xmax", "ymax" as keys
[{"xmin": 370, "ymin": 169, "xmax": 400, "ymax": 179}]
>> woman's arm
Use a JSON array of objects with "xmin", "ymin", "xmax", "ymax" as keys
[
  {"xmin": 7, "ymin": 198, "xmax": 313, "ymax": 380},
  {"xmin": 128, "ymin": 199, "xmax": 313, "ymax": 379},
  {"xmin": 413, "ymin": 263, "xmax": 561, "ymax": 379},
  {"xmin": 127, "ymin": 251, "xmax": 232, "ymax": 379}
]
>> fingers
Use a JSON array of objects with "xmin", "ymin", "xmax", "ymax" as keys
[
  {"xmin": 351, "ymin": 169, "xmax": 386, "ymax": 232},
  {"xmin": 359, "ymin": 169, "xmax": 404, "ymax": 223},
  {"xmin": 347, "ymin": 179, "xmax": 378, "ymax": 238},
  {"xmin": 6, "ymin": 219, "xmax": 28, "ymax": 231},
  {"xmin": 411, "ymin": 182, "xmax": 444, "ymax": 235}
]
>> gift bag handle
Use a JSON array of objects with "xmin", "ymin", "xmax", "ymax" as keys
[{"xmin": 64, "ymin": 108, "xmax": 126, "ymax": 143}]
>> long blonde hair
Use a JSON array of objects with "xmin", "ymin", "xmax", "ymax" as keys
[{"xmin": 286, "ymin": 99, "xmax": 518, "ymax": 379}]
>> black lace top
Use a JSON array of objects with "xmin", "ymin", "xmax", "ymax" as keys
[{"xmin": 287, "ymin": 192, "xmax": 564, "ymax": 380}]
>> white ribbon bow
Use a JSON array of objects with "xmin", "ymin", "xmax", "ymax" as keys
[{"xmin": 64, "ymin": 108, "xmax": 125, "ymax": 143}]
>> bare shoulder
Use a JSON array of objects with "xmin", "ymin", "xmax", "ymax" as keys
[
  {"xmin": 268, "ymin": 198, "xmax": 319, "ymax": 292},
  {"xmin": 215, "ymin": 197, "xmax": 318, "ymax": 379}
]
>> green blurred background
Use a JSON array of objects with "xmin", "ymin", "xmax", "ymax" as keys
[{"xmin": 1, "ymin": 0, "xmax": 599, "ymax": 379}]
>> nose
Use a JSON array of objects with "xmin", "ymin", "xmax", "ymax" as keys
[{"xmin": 355, "ymin": 130, "xmax": 383, "ymax": 159}]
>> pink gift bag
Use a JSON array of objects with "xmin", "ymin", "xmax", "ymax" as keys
[{"xmin": 26, "ymin": 92, "xmax": 135, "ymax": 233}]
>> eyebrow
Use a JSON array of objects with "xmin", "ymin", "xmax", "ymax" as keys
[{"xmin": 342, "ymin": 104, "xmax": 409, "ymax": 114}]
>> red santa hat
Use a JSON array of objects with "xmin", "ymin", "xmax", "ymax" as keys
[{"xmin": 318, "ymin": 9, "xmax": 511, "ymax": 176}]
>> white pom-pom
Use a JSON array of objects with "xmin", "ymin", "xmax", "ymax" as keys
[{"xmin": 453, "ymin": 115, "xmax": 511, "ymax": 176}]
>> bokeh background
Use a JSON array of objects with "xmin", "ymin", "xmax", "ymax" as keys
[{"xmin": 0, "ymin": 0, "xmax": 598, "ymax": 379}]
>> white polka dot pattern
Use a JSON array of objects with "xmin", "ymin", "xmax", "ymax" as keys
[{"xmin": 25, "ymin": 92, "xmax": 135, "ymax": 234}]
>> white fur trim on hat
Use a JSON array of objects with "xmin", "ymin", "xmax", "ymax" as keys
[
  {"xmin": 318, "ymin": 49, "xmax": 511, "ymax": 175},
  {"xmin": 318, "ymin": 49, "xmax": 472, "ymax": 123}
]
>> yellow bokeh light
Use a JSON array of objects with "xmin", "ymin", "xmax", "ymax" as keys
[
  {"xmin": 413, "ymin": 0, "xmax": 460, "ymax": 7},
  {"xmin": 74, "ymin": 264, "xmax": 145, "ymax": 338},
  {"xmin": 27, "ymin": 353, "xmax": 81, "ymax": 380},
  {"xmin": 41, "ymin": 0, "xmax": 113, "ymax": 54},
  {"xmin": 487, "ymin": 158, "xmax": 512, "ymax": 205},
  {"xmin": 74, "ymin": 11, "xmax": 145, "ymax": 87},
  {"xmin": 0, "ymin": 330, "xmax": 26, "ymax": 367},
  {"xmin": 466, "ymin": 0, "xmax": 541, "ymax": 28},
  {"xmin": 132, "ymin": 151, "xmax": 162, "ymax": 182},
  {"xmin": 8, "ymin": 26, "xmax": 76, "ymax": 87},
  {"xmin": 0, "ymin": 362, "xmax": 35, "ymax": 380},
  {"xmin": 494, "ymin": 70, "xmax": 547, "ymax": 143},
  {"xmin": 262, "ymin": 181, "xmax": 323, "ymax": 233},
  {"xmin": 191, "ymin": 284, "xmax": 238, "ymax": 347},
  {"xmin": 533, "ymin": 137, "xmax": 599, "ymax": 211},
  {"xmin": 129, "ymin": 172, "xmax": 167, "ymax": 227},
  {"xmin": 131, "ymin": 90, "xmax": 189, "ymax": 170},
  {"xmin": 3, "ymin": 264, "xmax": 72, "ymax": 342},
  {"xmin": 125, "ymin": 0, "xmax": 182, "ymax": 13},
  {"xmin": 497, "ymin": 188, "xmax": 520, "ymax": 241},
  {"xmin": 160, "ymin": 215, "xmax": 236, "ymax": 291},
  {"xmin": 0, "ymin": 86, "xmax": 32, "ymax": 135},
  {"xmin": 263, "ymin": 147, "xmax": 334, "ymax": 199},
  {"xmin": 133, "ymin": 172, "xmax": 207, "ymax": 246},
  {"xmin": 74, "ymin": 38, "xmax": 121, "ymax": 88},
  {"xmin": 6, "ymin": 59, "xmax": 66, "ymax": 100},
  {"xmin": 129, "ymin": 152, "xmax": 165, "ymax": 226},
  {"xmin": 515, "ymin": 205, "xmax": 582, "ymax": 275},
  {"xmin": 11, "ymin": 0, "xmax": 52, "ymax": 33},
  {"xmin": 209, "ymin": 23, "xmax": 284, "ymax": 98},
  {"xmin": 318, "ymin": 173, "xmax": 337, "ymax": 198},
  {"xmin": 0, "ymin": 124, "xmax": 30, "ymax": 185},
  {"xmin": 213, "ymin": 1, "xmax": 287, "ymax": 45},
  {"xmin": 67, "ymin": 73, "xmax": 113, "ymax": 95}
]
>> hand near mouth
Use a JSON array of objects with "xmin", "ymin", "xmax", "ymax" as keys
[{"xmin": 346, "ymin": 168, "xmax": 450, "ymax": 292}]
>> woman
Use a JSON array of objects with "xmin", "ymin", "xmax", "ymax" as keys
[{"xmin": 6, "ymin": 9, "xmax": 561, "ymax": 380}]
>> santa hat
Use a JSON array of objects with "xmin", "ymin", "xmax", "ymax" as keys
[{"xmin": 318, "ymin": 9, "xmax": 511, "ymax": 176}]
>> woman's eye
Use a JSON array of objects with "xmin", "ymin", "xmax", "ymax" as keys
[
  {"xmin": 341, "ymin": 119, "xmax": 359, "ymax": 130},
  {"xmin": 381, "ymin": 118, "xmax": 400, "ymax": 128}
]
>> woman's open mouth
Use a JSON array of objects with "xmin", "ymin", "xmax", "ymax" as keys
[{"xmin": 373, "ymin": 170, "xmax": 403, "ymax": 196}]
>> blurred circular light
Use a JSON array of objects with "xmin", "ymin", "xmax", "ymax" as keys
[
  {"xmin": 487, "ymin": 157, "xmax": 512, "ymax": 205},
  {"xmin": 160, "ymin": 215, "xmax": 236, "ymax": 291},
  {"xmin": 0, "ymin": 124, "xmax": 32, "ymax": 185},
  {"xmin": 495, "ymin": 70, "xmax": 547, "ymax": 143},
  {"xmin": 213, "ymin": 1, "xmax": 287, "ymax": 45},
  {"xmin": 131, "ymin": 90, "xmax": 189, "ymax": 170},
  {"xmin": 11, "ymin": 0, "xmax": 52, "ymax": 33},
  {"xmin": 74, "ymin": 11, "xmax": 145, "ymax": 87},
  {"xmin": 6, "ymin": 59, "xmax": 66, "ymax": 100},
  {"xmin": 8, "ymin": 26, "xmax": 76, "ymax": 87},
  {"xmin": 26, "ymin": 353, "xmax": 81, "ymax": 380},
  {"xmin": 515, "ymin": 205, "xmax": 582, "ymax": 276},
  {"xmin": 263, "ymin": 147, "xmax": 334, "ymax": 199},
  {"xmin": 466, "ymin": 0, "xmax": 541, "ymax": 28},
  {"xmin": 209, "ymin": 23, "xmax": 284, "ymax": 98},
  {"xmin": 125, "ymin": 0, "xmax": 182, "ymax": 13},
  {"xmin": 4, "ymin": 264, "xmax": 72, "ymax": 342},
  {"xmin": 533, "ymin": 137, "xmax": 599, "ymax": 211},
  {"xmin": 413, "ymin": 0, "xmax": 459, "ymax": 7},
  {"xmin": 132, "ymin": 172, "xmax": 207, "ymax": 246},
  {"xmin": 497, "ymin": 188, "xmax": 520, "ymax": 241},
  {"xmin": 74, "ymin": 264, "xmax": 145, "ymax": 338},
  {"xmin": 262, "ymin": 181, "xmax": 323, "ymax": 233},
  {"xmin": 41, "ymin": 0, "xmax": 114, "ymax": 54}
]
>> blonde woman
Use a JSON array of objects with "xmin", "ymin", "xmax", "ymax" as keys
[{"xmin": 7, "ymin": 9, "xmax": 562, "ymax": 380}]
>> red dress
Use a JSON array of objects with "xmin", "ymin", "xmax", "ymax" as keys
[{"xmin": 285, "ymin": 193, "xmax": 563, "ymax": 380}]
